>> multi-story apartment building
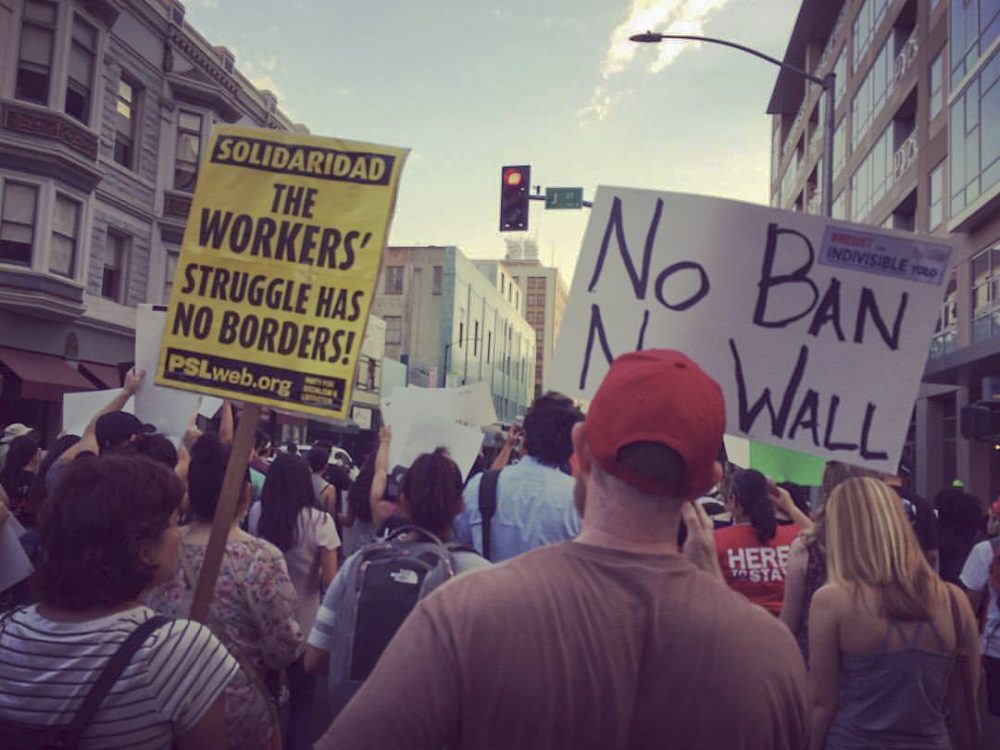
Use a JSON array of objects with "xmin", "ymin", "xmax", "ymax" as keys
[
  {"xmin": 0, "ymin": 0, "xmax": 304, "ymax": 437},
  {"xmin": 768, "ymin": 0, "xmax": 1000, "ymax": 501},
  {"xmin": 371, "ymin": 246, "xmax": 535, "ymax": 422}
]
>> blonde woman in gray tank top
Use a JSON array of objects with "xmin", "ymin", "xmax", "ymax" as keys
[{"xmin": 808, "ymin": 477, "xmax": 981, "ymax": 750}]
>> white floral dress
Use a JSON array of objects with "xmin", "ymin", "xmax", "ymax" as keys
[{"xmin": 147, "ymin": 535, "xmax": 302, "ymax": 749}]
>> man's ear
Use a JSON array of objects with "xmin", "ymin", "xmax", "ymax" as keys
[{"xmin": 571, "ymin": 422, "xmax": 592, "ymax": 474}]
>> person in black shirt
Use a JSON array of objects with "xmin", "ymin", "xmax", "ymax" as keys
[
  {"xmin": 882, "ymin": 467, "xmax": 941, "ymax": 570},
  {"xmin": 0, "ymin": 435, "xmax": 40, "ymax": 526}
]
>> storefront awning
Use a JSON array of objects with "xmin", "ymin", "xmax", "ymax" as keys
[
  {"xmin": 79, "ymin": 361, "xmax": 121, "ymax": 389},
  {"xmin": 0, "ymin": 346, "xmax": 95, "ymax": 401}
]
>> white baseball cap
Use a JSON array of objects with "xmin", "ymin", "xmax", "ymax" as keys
[{"xmin": 0, "ymin": 423, "xmax": 32, "ymax": 444}]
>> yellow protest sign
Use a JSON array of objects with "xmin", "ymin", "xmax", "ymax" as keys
[{"xmin": 155, "ymin": 125, "xmax": 408, "ymax": 419}]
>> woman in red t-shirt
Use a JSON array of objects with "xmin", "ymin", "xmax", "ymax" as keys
[{"xmin": 714, "ymin": 469, "xmax": 811, "ymax": 616}]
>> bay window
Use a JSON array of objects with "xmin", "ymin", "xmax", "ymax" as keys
[{"xmin": 0, "ymin": 183, "xmax": 38, "ymax": 266}]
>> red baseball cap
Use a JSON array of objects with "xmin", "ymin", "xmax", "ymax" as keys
[{"xmin": 584, "ymin": 350, "xmax": 725, "ymax": 499}]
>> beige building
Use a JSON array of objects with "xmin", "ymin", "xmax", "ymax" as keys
[
  {"xmin": 493, "ymin": 259, "xmax": 568, "ymax": 397},
  {"xmin": 0, "ymin": 0, "xmax": 304, "ymax": 438},
  {"xmin": 769, "ymin": 0, "xmax": 1000, "ymax": 500},
  {"xmin": 371, "ymin": 246, "xmax": 535, "ymax": 422}
]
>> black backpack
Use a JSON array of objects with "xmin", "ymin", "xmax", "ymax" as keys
[
  {"xmin": 330, "ymin": 526, "xmax": 477, "ymax": 715},
  {"xmin": 0, "ymin": 615, "xmax": 168, "ymax": 749},
  {"xmin": 477, "ymin": 469, "xmax": 501, "ymax": 561}
]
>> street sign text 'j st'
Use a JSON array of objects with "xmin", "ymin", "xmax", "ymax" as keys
[{"xmin": 545, "ymin": 187, "xmax": 583, "ymax": 210}]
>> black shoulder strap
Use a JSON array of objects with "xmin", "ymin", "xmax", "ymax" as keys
[
  {"xmin": 62, "ymin": 615, "xmax": 169, "ymax": 745},
  {"xmin": 477, "ymin": 470, "xmax": 500, "ymax": 561}
]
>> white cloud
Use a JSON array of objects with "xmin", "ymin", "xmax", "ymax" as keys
[
  {"xmin": 577, "ymin": 85, "xmax": 635, "ymax": 125},
  {"xmin": 240, "ymin": 54, "xmax": 283, "ymax": 98},
  {"xmin": 583, "ymin": 0, "xmax": 732, "ymax": 123}
]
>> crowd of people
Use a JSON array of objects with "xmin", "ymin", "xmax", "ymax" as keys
[{"xmin": 0, "ymin": 351, "xmax": 997, "ymax": 748}]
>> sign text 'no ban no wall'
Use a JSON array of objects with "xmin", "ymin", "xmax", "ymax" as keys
[{"xmin": 549, "ymin": 188, "xmax": 952, "ymax": 474}]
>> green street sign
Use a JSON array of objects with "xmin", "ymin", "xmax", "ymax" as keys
[{"xmin": 545, "ymin": 187, "xmax": 583, "ymax": 210}]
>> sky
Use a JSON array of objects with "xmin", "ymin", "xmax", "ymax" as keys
[{"xmin": 182, "ymin": 0, "xmax": 803, "ymax": 285}]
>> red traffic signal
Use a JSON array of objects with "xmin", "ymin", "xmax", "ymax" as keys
[
  {"xmin": 500, "ymin": 165, "xmax": 530, "ymax": 232},
  {"xmin": 504, "ymin": 168, "xmax": 524, "ymax": 187}
]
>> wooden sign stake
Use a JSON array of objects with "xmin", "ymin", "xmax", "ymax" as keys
[{"xmin": 189, "ymin": 402, "xmax": 261, "ymax": 622}]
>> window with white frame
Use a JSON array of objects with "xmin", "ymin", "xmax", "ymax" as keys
[
  {"xmin": 49, "ymin": 194, "xmax": 79, "ymax": 277},
  {"xmin": 64, "ymin": 14, "xmax": 97, "ymax": 124},
  {"xmin": 834, "ymin": 49, "xmax": 847, "ymax": 103},
  {"xmin": 15, "ymin": 2, "xmax": 101, "ymax": 126},
  {"xmin": 114, "ymin": 76, "xmax": 140, "ymax": 169},
  {"xmin": 971, "ymin": 245, "xmax": 1000, "ymax": 342},
  {"xmin": 163, "ymin": 248, "xmax": 179, "ymax": 302},
  {"xmin": 15, "ymin": 1, "xmax": 56, "ymax": 106},
  {"xmin": 833, "ymin": 118, "xmax": 846, "ymax": 178},
  {"xmin": 174, "ymin": 111, "xmax": 203, "ymax": 191},
  {"xmin": 930, "ymin": 272, "xmax": 957, "ymax": 357},
  {"xmin": 929, "ymin": 161, "xmax": 945, "ymax": 230},
  {"xmin": 852, "ymin": 0, "xmax": 889, "ymax": 69},
  {"xmin": 0, "ymin": 182, "xmax": 38, "ymax": 266},
  {"xmin": 851, "ymin": 38, "xmax": 892, "ymax": 150},
  {"xmin": 385, "ymin": 315, "xmax": 402, "ymax": 345},
  {"xmin": 929, "ymin": 50, "xmax": 944, "ymax": 120},
  {"xmin": 102, "ymin": 230, "xmax": 130, "ymax": 302},
  {"xmin": 384, "ymin": 265, "xmax": 403, "ymax": 294}
]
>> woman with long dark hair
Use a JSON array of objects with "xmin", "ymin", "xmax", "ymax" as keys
[
  {"xmin": 714, "ymin": 469, "xmax": 809, "ymax": 616},
  {"xmin": 249, "ymin": 452, "xmax": 340, "ymax": 750},
  {"xmin": 341, "ymin": 452, "xmax": 376, "ymax": 556},
  {"xmin": 148, "ymin": 433, "xmax": 301, "ymax": 749}
]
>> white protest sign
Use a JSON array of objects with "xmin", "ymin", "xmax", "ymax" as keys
[
  {"xmin": 723, "ymin": 435, "xmax": 751, "ymax": 469},
  {"xmin": 451, "ymin": 381, "xmax": 499, "ymax": 427},
  {"xmin": 63, "ymin": 388, "xmax": 135, "ymax": 437},
  {"xmin": 392, "ymin": 412, "xmax": 483, "ymax": 480},
  {"xmin": 550, "ymin": 188, "xmax": 953, "ymax": 473},
  {"xmin": 135, "ymin": 305, "xmax": 202, "ymax": 442},
  {"xmin": 0, "ymin": 516, "xmax": 34, "ymax": 594},
  {"xmin": 198, "ymin": 396, "xmax": 224, "ymax": 419}
]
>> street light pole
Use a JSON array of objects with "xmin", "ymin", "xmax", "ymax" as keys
[{"xmin": 630, "ymin": 32, "xmax": 836, "ymax": 218}]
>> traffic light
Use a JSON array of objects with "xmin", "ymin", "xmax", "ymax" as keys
[{"xmin": 499, "ymin": 165, "xmax": 530, "ymax": 232}]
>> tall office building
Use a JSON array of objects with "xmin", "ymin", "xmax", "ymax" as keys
[
  {"xmin": 769, "ymin": 0, "xmax": 999, "ymax": 500},
  {"xmin": 495, "ymin": 259, "xmax": 569, "ymax": 397}
]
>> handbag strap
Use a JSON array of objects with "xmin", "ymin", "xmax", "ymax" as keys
[
  {"xmin": 477, "ymin": 470, "xmax": 500, "ymax": 561},
  {"xmin": 946, "ymin": 586, "xmax": 982, "ymax": 748},
  {"xmin": 63, "ymin": 615, "xmax": 169, "ymax": 745}
]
